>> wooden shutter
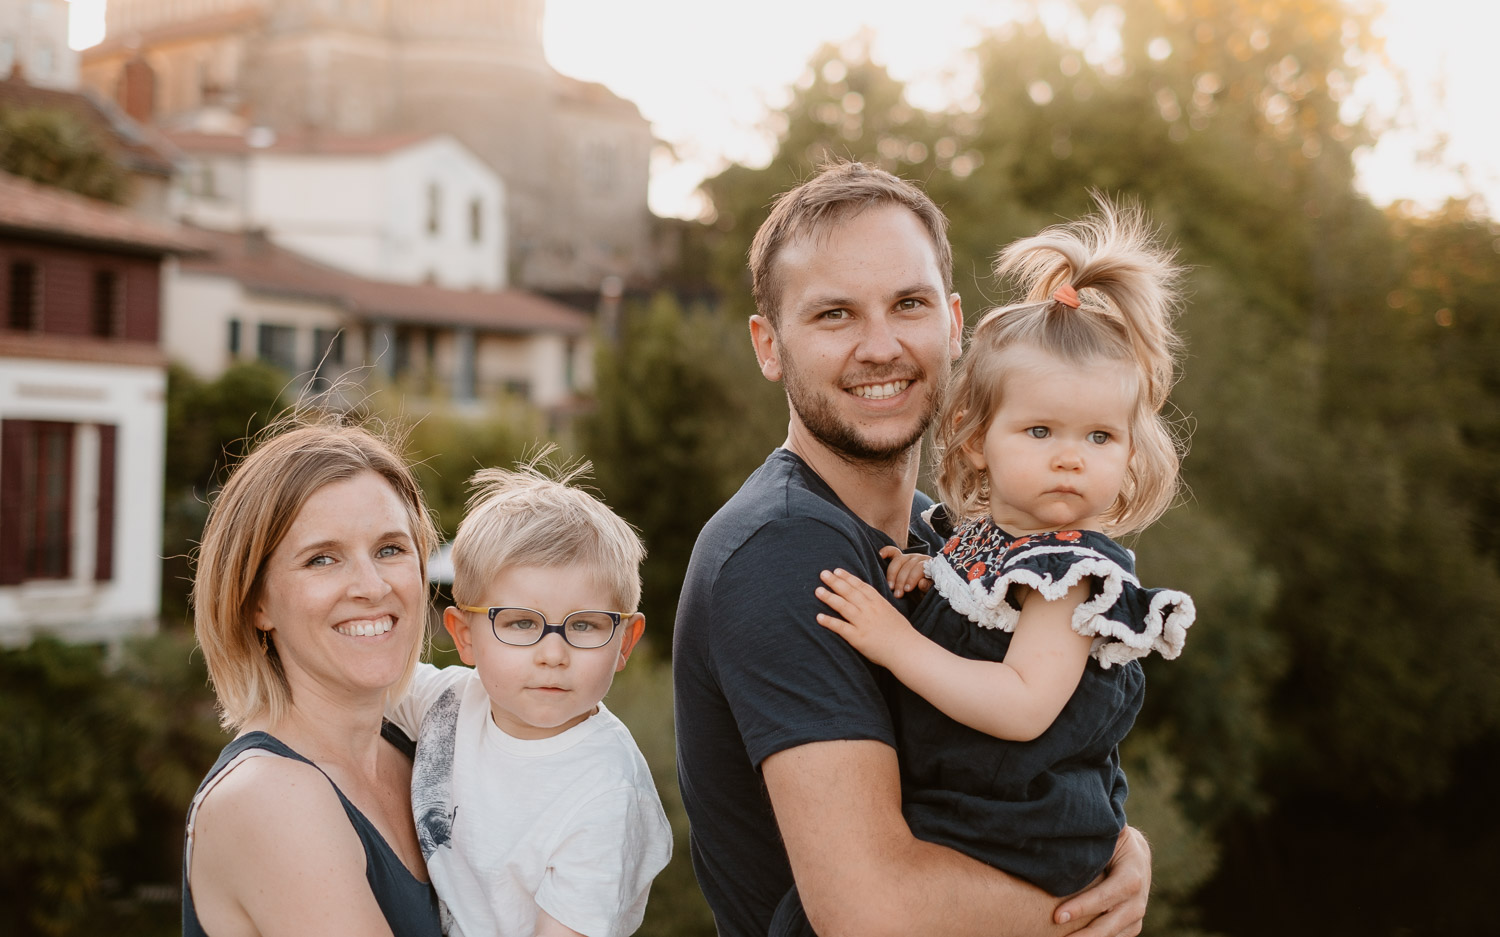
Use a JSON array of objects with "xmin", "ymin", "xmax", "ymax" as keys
[
  {"xmin": 0, "ymin": 420, "xmax": 27, "ymax": 585},
  {"xmin": 95, "ymin": 424, "xmax": 117, "ymax": 581}
]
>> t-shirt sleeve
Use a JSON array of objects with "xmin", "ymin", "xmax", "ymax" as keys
[
  {"xmin": 931, "ymin": 533, "xmax": 1194, "ymax": 669},
  {"xmin": 533, "ymin": 785, "xmax": 673, "ymax": 937},
  {"xmin": 708, "ymin": 517, "xmax": 898, "ymax": 768},
  {"xmin": 384, "ymin": 661, "xmax": 469, "ymax": 737}
]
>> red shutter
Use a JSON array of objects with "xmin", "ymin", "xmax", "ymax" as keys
[
  {"xmin": 0, "ymin": 420, "xmax": 28, "ymax": 585},
  {"xmin": 95, "ymin": 424, "xmax": 116, "ymax": 581}
]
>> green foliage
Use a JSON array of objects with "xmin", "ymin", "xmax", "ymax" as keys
[
  {"xmin": 160, "ymin": 362, "xmax": 289, "ymax": 625},
  {"xmin": 0, "ymin": 634, "xmax": 225, "ymax": 937},
  {"xmin": 606, "ymin": 655, "xmax": 716, "ymax": 936},
  {"xmin": 685, "ymin": 0, "xmax": 1500, "ymax": 927},
  {"xmin": 579, "ymin": 294, "xmax": 785, "ymax": 645},
  {"xmin": 0, "ymin": 105, "xmax": 130, "ymax": 203},
  {"xmin": 392, "ymin": 400, "xmax": 539, "ymax": 539}
]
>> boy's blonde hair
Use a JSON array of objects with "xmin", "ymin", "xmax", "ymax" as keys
[
  {"xmin": 450, "ymin": 454, "xmax": 644, "ymax": 612},
  {"xmin": 936, "ymin": 196, "xmax": 1186, "ymax": 536},
  {"xmin": 193, "ymin": 419, "xmax": 439, "ymax": 730}
]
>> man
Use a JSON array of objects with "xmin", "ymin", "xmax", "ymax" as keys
[{"xmin": 673, "ymin": 161, "xmax": 1152, "ymax": 937}]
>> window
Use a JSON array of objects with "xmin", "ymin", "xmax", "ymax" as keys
[
  {"xmin": 227, "ymin": 318, "xmax": 241, "ymax": 355},
  {"xmin": 7, "ymin": 261, "xmax": 39, "ymax": 331},
  {"xmin": 257, "ymin": 323, "xmax": 297, "ymax": 373},
  {"xmin": 0, "ymin": 420, "xmax": 74, "ymax": 582},
  {"xmin": 426, "ymin": 183, "xmax": 441, "ymax": 235},
  {"xmin": 469, "ymin": 197, "xmax": 483, "ymax": 243},
  {"xmin": 92, "ymin": 270, "xmax": 121, "ymax": 338}
]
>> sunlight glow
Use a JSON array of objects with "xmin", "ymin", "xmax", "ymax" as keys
[{"xmin": 66, "ymin": 0, "xmax": 1499, "ymax": 219}]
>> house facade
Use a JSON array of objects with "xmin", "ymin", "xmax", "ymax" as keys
[
  {"xmin": 0, "ymin": 171, "xmax": 197, "ymax": 646},
  {"xmin": 170, "ymin": 228, "xmax": 593, "ymax": 411},
  {"xmin": 79, "ymin": 0, "xmax": 657, "ymax": 293},
  {"xmin": 168, "ymin": 128, "xmax": 507, "ymax": 290}
]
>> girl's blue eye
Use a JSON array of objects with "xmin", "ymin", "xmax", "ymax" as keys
[
  {"xmin": 1027, "ymin": 426, "xmax": 1050, "ymax": 438},
  {"xmin": 1088, "ymin": 431, "xmax": 1111, "ymax": 444},
  {"xmin": 377, "ymin": 544, "xmax": 405, "ymax": 558}
]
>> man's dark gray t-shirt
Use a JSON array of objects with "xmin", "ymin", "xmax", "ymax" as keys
[{"xmin": 672, "ymin": 448, "xmax": 941, "ymax": 937}]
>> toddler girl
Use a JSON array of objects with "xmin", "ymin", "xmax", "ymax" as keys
[{"xmin": 816, "ymin": 197, "xmax": 1195, "ymax": 896}]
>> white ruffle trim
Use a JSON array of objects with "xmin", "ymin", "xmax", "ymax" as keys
[{"xmin": 926, "ymin": 546, "xmax": 1194, "ymax": 669}]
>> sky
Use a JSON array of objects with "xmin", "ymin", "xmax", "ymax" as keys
[{"xmin": 69, "ymin": 0, "xmax": 1500, "ymax": 220}]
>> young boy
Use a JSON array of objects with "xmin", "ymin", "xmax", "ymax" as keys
[{"xmin": 386, "ymin": 461, "xmax": 672, "ymax": 937}]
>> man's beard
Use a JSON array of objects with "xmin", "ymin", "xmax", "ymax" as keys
[{"xmin": 781, "ymin": 354, "xmax": 944, "ymax": 467}]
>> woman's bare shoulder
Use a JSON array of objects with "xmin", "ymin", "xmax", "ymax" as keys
[
  {"xmin": 190, "ymin": 753, "xmax": 393, "ymax": 937},
  {"xmin": 193, "ymin": 753, "xmax": 361, "ymax": 864}
]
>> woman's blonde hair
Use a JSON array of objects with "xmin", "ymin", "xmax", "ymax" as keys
[
  {"xmin": 192, "ymin": 419, "xmax": 439, "ymax": 730},
  {"xmin": 936, "ymin": 196, "xmax": 1186, "ymax": 535}
]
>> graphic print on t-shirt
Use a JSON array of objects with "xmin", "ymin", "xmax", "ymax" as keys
[{"xmin": 412, "ymin": 686, "xmax": 461, "ymax": 859}]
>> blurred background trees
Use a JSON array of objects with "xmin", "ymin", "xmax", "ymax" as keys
[{"xmin": 5, "ymin": 0, "xmax": 1497, "ymax": 933}]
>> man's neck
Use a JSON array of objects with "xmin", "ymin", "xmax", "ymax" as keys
[{"xmin": 783, "ymin": 427, "xmax": 920, "ymax": 545}]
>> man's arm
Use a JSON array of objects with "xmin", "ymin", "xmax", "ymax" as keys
[{"xmin": 763, "ymin": 740, "xmax": 1150, "ymax": 937}]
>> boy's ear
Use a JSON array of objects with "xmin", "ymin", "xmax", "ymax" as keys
[
  {"xmin": 444, "ymin": 607, "xmax": 478, "ymax": 667},
  {"xmin": 615, "ymin": 613, "xmax": 646, "ymax": 672}
]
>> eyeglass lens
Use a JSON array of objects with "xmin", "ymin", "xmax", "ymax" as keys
[{"xmin": 490, "ymin": 608, "xmax": 618, "ymax": 648}]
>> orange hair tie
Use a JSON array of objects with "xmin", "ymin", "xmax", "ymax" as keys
[{"xmin": 1052, "ymin": 284, "xmax": 1080, "ymax": 308}]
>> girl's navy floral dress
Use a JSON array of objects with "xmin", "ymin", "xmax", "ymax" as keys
[{"xmin": 893, "ymin": 506, "xmax": 1195, "ymax": 896}]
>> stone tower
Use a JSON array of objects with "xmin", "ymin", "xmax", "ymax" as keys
[{"xmin": 83, "ymin": 0, "xmax": 654, "ymax": 292}]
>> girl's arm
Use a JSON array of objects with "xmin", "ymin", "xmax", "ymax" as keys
[{"xmin": 816, "ymin": 569, "xmax": 1093, "ymax": 741}]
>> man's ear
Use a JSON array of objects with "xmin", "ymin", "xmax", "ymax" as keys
[
  {"xmin": 444, "ymin": 607, "xmax": 477, "ymax": 666},
  {"xmin": 749, "ymin": 315, "xmax": 783, "ymax": 382},
  {"xmin": 615, "ymin": 613, "xmax": 646, "ymax": 672},
  {"xmin": 947, "ymin": 292, "xmax": 964, "ymax": 359}
]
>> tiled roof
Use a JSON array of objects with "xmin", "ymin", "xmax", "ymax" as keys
[
  {"xmin": 166, "ymin": 129, "xmax": 437, "ymax": 157},
  {"xmin": 180, "ymin": 228, "xmax": 592, "ymax": 335},
  {"xmin": 0, "ymin": 171, "xmax": 205, "ymax": 254},
  {"xmin": 0, "ymin": 77, "xmax": 181, "ymax": 176}
]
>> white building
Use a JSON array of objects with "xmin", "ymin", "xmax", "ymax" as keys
[
  {"xmin": 0, "ymin": 171, "xmax": 197, "ymax": 647},
  {"xmin": 169, "ymin": 228, "xmax": 593, "ymax": 410},
  {"xmin": 0, "ymin": 0, "xmax": 77, "ymax": 89},
  {"xmin": 168, "ymin": 128, "xmax": 507, "ymax": 291}
]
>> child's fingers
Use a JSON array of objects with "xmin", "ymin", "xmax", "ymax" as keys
[
  {"xmin": 814, "ymin": 585, "xmax": 862, "ymax": 620},
  {"xmin": 878, "ymin": 545, "xmax": 902, "ymax": 561},
  {"xmin": 819, "ymin": 569, "xmax": 880, "ymax": 602},
  {"xmin": 815, "ymin": 612, "xmax": 855, "ymax": 636}
]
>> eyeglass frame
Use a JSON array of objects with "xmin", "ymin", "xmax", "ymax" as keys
[{"xmin": 455, "ymin": 605, "xmax": 629, "ymax": 649}]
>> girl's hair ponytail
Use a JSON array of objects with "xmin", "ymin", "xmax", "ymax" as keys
[{"xmin": 935, "ymin": 195, "xmax": 1187, "ymax": 535}]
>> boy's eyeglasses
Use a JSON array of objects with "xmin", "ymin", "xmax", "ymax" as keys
[{"xmin": 456, "ymin": 606, "xmax": 625, "ymax": 649}]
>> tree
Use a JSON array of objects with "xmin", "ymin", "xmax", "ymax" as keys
[
  {"xmin": 579, "ymin": 294, "xmax": 784, "ymax": 648},
  {"xmin": 0, "ymin": 106, "xmax": 129, "ymax": 203}
]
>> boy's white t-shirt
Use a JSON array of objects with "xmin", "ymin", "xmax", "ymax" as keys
[{"xmin": 387, "ymin": 663, "xmax": 672, "ymax": 937}]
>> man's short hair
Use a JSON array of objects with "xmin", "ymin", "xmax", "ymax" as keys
[
  {"xmin": 749, "ymin": 160, "xmax": 954, "ymax": 326},
  {"xmin": 450, "ymin": 455, "xmax": 645, "ymax": 613}
]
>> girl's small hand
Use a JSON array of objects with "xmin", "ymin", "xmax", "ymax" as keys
[
  {"xmin": 878, "ymin": 545, "xmax": 932, "ymax": 597},
  {"xmin": 815, "ymin": 568, "xmax": 919, "ymax": 668}
]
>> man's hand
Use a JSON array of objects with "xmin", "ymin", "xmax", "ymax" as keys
[
  {"xmin": 1054, "ymin": 826, "xmax": 1152, "ymax": 937},
  {"xmin": 816, "ymin": 568, "xmax": 923, "ymax": 670},
  {"xmin": 879, "ymin": 545, "xmax": 932, "ymax": 597}
]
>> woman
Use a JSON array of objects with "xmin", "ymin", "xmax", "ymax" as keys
[{"xmin": 183, "ymin": 421, "xmax": 443, "ymax": 937}]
